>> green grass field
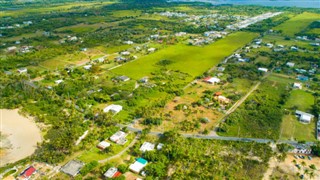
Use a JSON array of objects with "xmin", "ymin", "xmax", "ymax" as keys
[
  {"xmin": 112, "ymin": 32, "xmax": 258, "ymax": 80},
  {"xmin": 111, "ymin": 10, "xmax": 142, "ymax": 17},
  {"xmin": 280, "ymin": 114, "xmax": 316, "ymax": 142},
  {"xmin": 274, "ymin": 12, "xmax": 320, "ymax": 37},
  {"xmin": 285, "ymin": 89, "xmax": 314, "ymax": 112},
  {"xmin": 0, "ymin": 1, "xmax": 114, "ymax": 17}
]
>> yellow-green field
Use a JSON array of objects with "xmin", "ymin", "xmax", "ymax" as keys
[
  {"xmin": 112, "ymin": 32, "xmax": 258, "ymax": 80},
  {"xmin": 0, "ymin": 1, "xmax": 114, "ymax": 17},
  {"xmin": 274, "ymin": 12, "xmax": 320, "ymax": 37},
  {"xmin": 111, "ymin": 10, "xmax": 142, "ymax": 17}
]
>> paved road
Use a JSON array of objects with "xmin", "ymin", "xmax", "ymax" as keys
[
  {"xmin": 98, "ymin": 136, "xmax": 138, "ymax": 164},
  {"xmin": 117, "ymin": 124, "xmax": 315, "ymax": 146}
]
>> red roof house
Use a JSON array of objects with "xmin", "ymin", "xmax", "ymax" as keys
[
  {"xmin": 113, "ymin": 171, "xmax": 122, "ymax": 178},
  {"xmin": 20, "ymin": 166, "xmax": 36, "ymax": 179}
]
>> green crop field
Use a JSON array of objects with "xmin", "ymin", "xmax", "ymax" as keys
[
  {"xmin": 112, "ymin": 32, "xmax": 258, "ymax": 80},
  {"xmin": 274, "ymin": 12, "xmax": 320, "ymax": 37}
]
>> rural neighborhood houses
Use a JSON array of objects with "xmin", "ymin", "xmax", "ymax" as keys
[{"xmin": 286, "ymin": 62, "xmax": 295, "ymax": 67}]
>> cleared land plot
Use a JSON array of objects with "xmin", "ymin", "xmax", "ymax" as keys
[
  {"xmin": 284, "ymin": 90, "xmax": 314, "ymax": 112},
  {"xmin": 112, "ymin": 32, "xmax": 258, "ymax": 80},
  {"xmin": 274, "ymin": 12, "xmax": 320, "ymax": 37},
  {"xmin": 280, "ymin": 114, "xmax": 316, "ymax": 142}
]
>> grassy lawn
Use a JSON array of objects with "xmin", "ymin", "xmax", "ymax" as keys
[
  {"xmin": 284, "ymin": 90, "xmax": 314, "ymax": 112},
  {"xmin": 112, "ymin": 32, "xmax": 258, "ymax": 80},
  {"xmin": 280, "ymin": 114, "xmax": 316, "ymax": 142},
  {"xmin": 274, "ymin": 12, "xmax": 320, "ymax": 37},
  {"xmin": 78, "ymin": 133, "xmax": 135, "ymax": 163}
]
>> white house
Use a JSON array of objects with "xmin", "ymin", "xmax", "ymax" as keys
[
  {"xmin": 110, "ymin": 131, "xmax": 127, "ymax": 143},
  {"xmin": 123, "ymin": 40, "xmax": 134, "ymax": 45},
  {"xmin": 295, "ymin": 110, "xmax": 314, "ymax": 124},
  {"xmin": 147, "ymin": 48, "xmax": 156, "ymax": 53},
  {"xmin": 286, "ymin": 62, "xmax": 295, "ymax": 67},
  {"xmin": 129, "ymin": 158, "xmax": 148, "ymax": 174},
  {"xmin": 157, "ymin": 143, "xmax": 164, "ymax": 150},
  {"xmin": 140, "ymin": 142, "xmax": 155, "ymax": 152},
  {"xmin": 17, "ymin": 67, "xmax": 27, "ymax": 74},
  {"xmin": 97, "ymin": 141, "xmax": 111, "ymax": 150},
  {"xmin": 120, "ymin": 51, "xmax": 130, "ymax": 56},
  {"xmin": 104, "ymin": 167, "xmax": 119, "ymax": 178},
  {"xmin": 204, "ymin": 77, "xmax": 220, "ymax": 84},
  {"xmin": 266, "ymin": 43, "xmax": 273, "ymax": 48},
  {"xmin": 291, "ymin": 46, "xmax": 298, "ymax": 51},
  {"xmin": 103, "ymin": 104, "xmax": 123, "ymax": 114},
  {"xmin": 55, "ymin": 79, "xmax": 64, "ymax": 84},
  {"xmin": 83, "ymin": 65, "xmax": 92, "ymax": 70},
  {"xmin": 293, "ymin": 82, "xmax": 302, "ymax": 89},
  {"xmin": 7, "ymin": 46, "xmax": 17, "ymax": 52},
  {"xmin": 258, "ymin": 67, "xmax": 268, "ymax": 72}
]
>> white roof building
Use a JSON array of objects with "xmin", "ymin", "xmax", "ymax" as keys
[
  {"xmin": 97, "ymin": 141, "xmax": 111, "ymax": 150},
  {"xmin": 7, "ymin": 46, "xmax": 17, "ymax": 52},
  {"xmin": 129, "ymin": 158, "xmax": 148, "ymax": 174},
  {"xmin": 286, "ymin": 62, "xmax": 295, "ymax": 67},
  {"xmin": 103, "ymin": 104, "xmax": 123, "ymax": 114},
  {"xmin": 295, "ymin": 110, "xmax": 314, "ymax": 124},
  {"xmin": 121, "ymin": 51, "xmax": 130, "ymax": 56},
  {"xmin": 148, "ymin": 48, "xmax": 156, "ymax": 52},
  {"xmin": 104, "ymin": 167, "xmax": 118, "ymax": 178},
  {"xmin": 204, "ymin": 77, "xmax": 220, "ymax": 84},
  {"xmin": 293, "ymin": 82, "xmax": 302, "ymax": 89},
  {"xmin": 140, "ymin": 142, "xmax": 155, "ymax": 152},
  {"xmin": 124, "ymin": 41, "xmax": 134, "ymax": 45},
  {"xmin": 55, "ymin": 79, "xmax": 64, "ymax": 84},
  {"xmin": 157, "ymin": 143, "xmax": 164, "ymax": 150},
  {"xmin": 110, "ymin": 131, "xmax": 127, "ymax": 143},
  {"xmin": 83, "ymin": 65, "xmax": 92, "ymax": 70},
  {"xmin": 17, "ymin": 67, "xmax": 27, "ymax": 74},
  {"xmin": 258, "ymin": 67, "xmax": 268, "ymax": 72}
]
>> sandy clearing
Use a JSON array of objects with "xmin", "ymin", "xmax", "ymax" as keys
[{"xmin": 0, "ymin": 109, "xmax": 42, "ymax": 167}]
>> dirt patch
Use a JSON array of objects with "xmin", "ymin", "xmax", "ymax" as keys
[
  {"xmin": 264, "ymin": 154, "xmax": 320, "ymax": 180},
  {"xmin": 0, "ymin": 109, "xmax": 42, "ymax": 167}
]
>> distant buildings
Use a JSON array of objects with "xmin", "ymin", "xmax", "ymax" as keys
[{"xmin": 286, "ymin": 62, "xmax": 295, "ymax": 68}]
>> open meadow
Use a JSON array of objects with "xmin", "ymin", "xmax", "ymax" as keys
[
  {"xmin": 274, "ymin": 12, "xmax": 320, "ymax": 37},
  {"xmin": 112, "ymin": 32, "xmax": 258, "ymax": 80}
]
